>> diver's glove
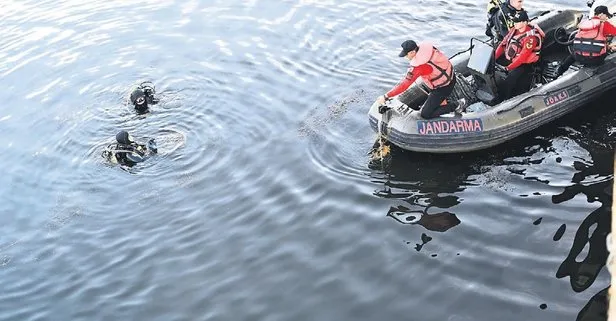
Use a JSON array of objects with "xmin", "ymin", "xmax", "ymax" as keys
[{"xmin": 147, "ymin": 138, "xmax": 158, "ymax": 154}]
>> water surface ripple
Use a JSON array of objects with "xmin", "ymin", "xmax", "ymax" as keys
[{"xmin": 0, "ymin": 0, "xmax": 613, "ymax": 320}]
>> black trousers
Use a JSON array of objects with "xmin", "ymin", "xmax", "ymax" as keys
[
  {"xmin": 557, "ymin": 53, "xmax": 606, "ymax": 76},
  {"xmin": 498, "ymin": 64, "xmax": 534, "ymax": 102},
  {"xmin": 419, "ymin": 76, "xmax": 459, "ymax": 119}
]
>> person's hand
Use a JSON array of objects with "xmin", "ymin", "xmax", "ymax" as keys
[
  {"xmin": 376, "ymin": 95, "xmax": 387, "ymax": 106},
  {"xmin": 609, "ymin": 43, "xmax": 616, "ymax": 52},
  {"xmin": 494, "ymin": 64, "xmax": 508, "ymax": 74},
  {"xmin": 378, "ymin": 104, "xmax": 391, "ymax": 114}
]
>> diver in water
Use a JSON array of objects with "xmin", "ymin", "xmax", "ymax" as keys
[
  {"xmin": 130, "ymin": 82, "xmax": 159, "ymax": 114},
  {"xmin": 102, "ymin": 130, "xmax": 157, "ymax": 167}
]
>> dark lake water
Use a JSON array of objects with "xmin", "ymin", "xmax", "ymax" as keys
[{"xmin": 1, "ymin": 0, "xmax": 614, "ymax": 320}]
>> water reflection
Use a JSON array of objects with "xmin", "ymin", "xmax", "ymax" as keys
[
  {"xmin": 373, "ymin": 151, "xmax": 466, "ymax": 233},
  {"xmin": 387, "ymin": 205, "xmax": 461, "ymax": 232},
  {"xmin": 577, "ymin": 286, "xmax": 608, "ymax": 321},
  {"xmin": 372, "ymin": 131, "xmax": 557, "ymax": 231},
  {"xmin": 371, "ymin": 90, "xmax": 616, "ymax": 317},
  {"xmin": 555, "ymin": 205, "xmax": 610, "ymax": 293},
  {"xmin": 552, "ymin": 98, "xmax": 615, "ymax": 319}
]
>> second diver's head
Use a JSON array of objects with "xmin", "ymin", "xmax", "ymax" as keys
[
  {"xmin": 398, "ymin": 40, "xmax": 419, "ymax": 61},
  {"xmin": 509, "ymin": 0, "xmax": 524, "ymax": 10},
  {"xmin": 512, "ymin": 10, "xmax": 529, "ymax": 31},
  {"xmin": 130, "ymin": 88, "xmax": 148, "ymax": 113},
  {"xmin": 116, "ymin": 130, "xmax": 135, "ymax": 145}
]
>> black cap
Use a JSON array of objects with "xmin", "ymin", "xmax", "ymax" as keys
[
  {"xmin": 398, "ymin": 40, "xmax": 418, "ymax": 57},
  {"xmin": 511, "ymin": 10, "xmax": 529, "ymax": 23},
  {"xmin": 116, "ymin": 130, "xmax": 134, "ymax": 145},
  {"xmin": 595, "ymin": 5, "xmax": 613, "ymax": 18}
]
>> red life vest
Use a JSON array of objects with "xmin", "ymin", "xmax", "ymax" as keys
[
  {"xmin": 572, "ymin": 19, "xmax": 608, "ymax": 57},
  {"xmin": 410, "ymin": 42, "xmax": 453, "ymax": 89},
  {"xmin": 503, "ymin": 25, "xmax": 544, "ymax": 64}
]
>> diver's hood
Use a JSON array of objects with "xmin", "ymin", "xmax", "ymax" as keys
[
  {"xmin": 130, "ymin": 88, "xmax": 147, "ymax": 106},
  {"xmin": 116, "ymin": 131, "xmax": 134, "ymax": 145}
]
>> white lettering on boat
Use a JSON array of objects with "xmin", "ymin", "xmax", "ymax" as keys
[
  {"xmin": 417, "ymin": 119, "xmax": 483, "ymax": 135},
  {"xmin": 544, "ymin": 89, "xmax": 569, "ymax": 107}
]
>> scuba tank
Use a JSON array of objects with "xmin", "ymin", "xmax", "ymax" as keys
[{"xmin": 487, "ymin": 0, "xmax": 499, "ymax": 15}]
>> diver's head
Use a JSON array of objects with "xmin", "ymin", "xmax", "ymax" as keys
[
  {"xmin": 130, "ymin": 88, "xmax": 148, "ymax": 112},
  {"xmin": 116, "ymin": 130, "xmax": 135, "ymax": 145},
  {"xmin": 398, "ymin": 40, "xmax": 418, "ymax": 61},
  {"xmin": 509, "ymin": 0, "xmax": 523, "ymax": 10},
  {"xmin": 512, "ymin": 10, "xmax": 529, "ymax": 31}
]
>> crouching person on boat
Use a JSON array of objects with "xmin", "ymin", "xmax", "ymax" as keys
[
  {"xmin": 376, "ymin": 40, "xmax": 466, "ymax": 119},
  {"xmin": 494, "ymin": 10, "xmax": 545, "ymax": 102},
  {"xmin": 555, "ymin": 5, "xmax": 616, "ymax": 77}
]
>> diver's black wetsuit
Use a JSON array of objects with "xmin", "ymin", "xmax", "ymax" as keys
[
  {"xmin": 487, "ymin": 2, "xmax": 522, "ymax": 42},
  {"xmin": 103, "ymin": 131, "xmax": 157, "ymax": 167},
  {"xmin": 102, "ymin": 142, "xmax": 151, "ymax": 167}
]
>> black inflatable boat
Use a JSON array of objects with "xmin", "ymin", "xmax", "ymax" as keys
[{"xmin": 368, "ymin": 8, "xmax": 616, "ymax": 153}]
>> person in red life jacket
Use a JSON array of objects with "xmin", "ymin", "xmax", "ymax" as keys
[
  {"xmin": 555, "ymin": 5, "xmax": 616, "ymax": 77},
  {"xmin": 494, "ymin": 10, "xmax": 545, "ymax": 102},
  {"xmin": 375, "ymin": 40, "xmax": 467, "ymax": 119}
]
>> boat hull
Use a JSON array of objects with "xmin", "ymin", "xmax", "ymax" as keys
[{"xmin": 368, "ymin": 9, "xmax": 616, "ymax": 153}]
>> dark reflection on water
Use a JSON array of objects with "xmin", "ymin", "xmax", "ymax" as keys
[
  {"xmin": 555, "ymin": 205, "xmax": 610, "ymax": 293},
  {"xmin": 556, "ymin": 95, "xmax": 614, "ymax": 320},
  {"xmin": 377, "ymin": 90, "xmax": 616, "ymax": 319},
  {"xmin": 577, "ymin": 286, "xmax": 609, "ymax": 321},
  {"xmin": 387, "ymin": 205, "xmax": 461, "ymax": 233},
  {"xmin": 554, "ymin": 224, "xmax": 567, "ymax": 241}
]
